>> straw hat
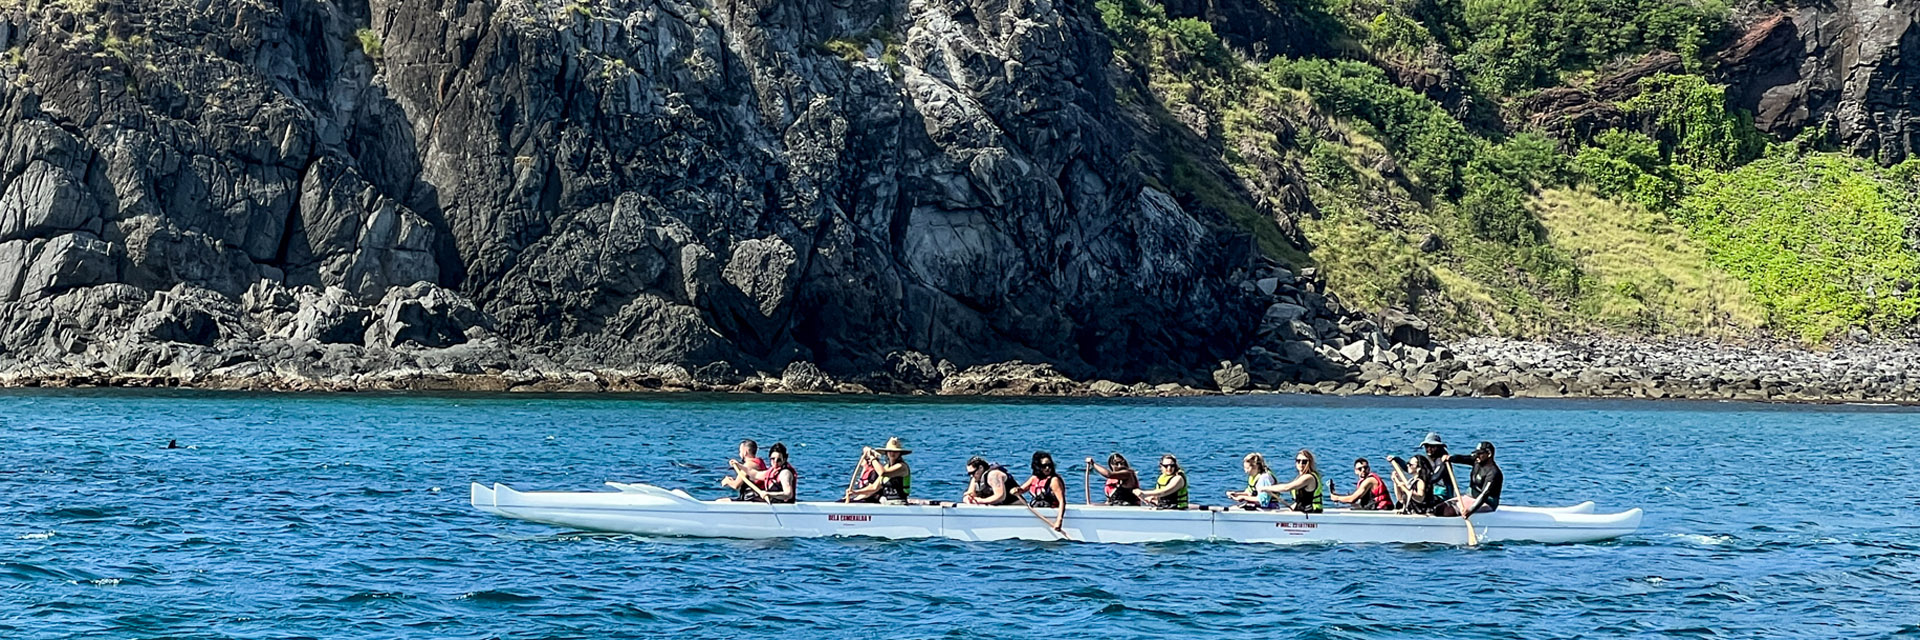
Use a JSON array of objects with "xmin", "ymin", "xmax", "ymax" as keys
[{"xmin": 874, "ymin": 437, "xmax": 912, "ymax": 454}]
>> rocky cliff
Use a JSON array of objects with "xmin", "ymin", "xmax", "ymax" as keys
[
  {"xmin": 1717, "ymin": 0, "xmax": 1920, "ymax": 162},
  {"xmin": 0, "ymin": 0, "xmax": 1303, "ymax": 388},
  {"xmin": 4, "ymin": 0, "xmax": 1919, "ymax": 395}
]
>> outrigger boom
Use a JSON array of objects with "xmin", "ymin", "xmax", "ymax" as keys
[{"xmin": 471, "ymin": 482, "xmax": 1641, "ymax": 545}]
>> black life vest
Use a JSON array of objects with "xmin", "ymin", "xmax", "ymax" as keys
[
  {"xmin": 1291, "ymin": 471, "xmax": 1324, "ymax": 513},
  {"xmin": 971, "ymin": 465, "xmax": 1022, "ymax": 505}
]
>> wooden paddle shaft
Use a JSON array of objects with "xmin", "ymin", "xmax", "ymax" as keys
[
  {"xmin": 1446, "ymin": 460, "xmax": 1479, "ymax": 546},
  {"xmin": 842, "ymin": 452, "xmax": 866, "ymax": 500}
]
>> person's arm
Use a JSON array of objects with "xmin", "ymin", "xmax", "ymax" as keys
[
  {"xmin": 1048, "ymin": 476, "xmax": 1067, "ymax": 529},
  {"xmin": 1086, "ymin": 459, "xmax": 1112, "ymax": 478},
  {"xmin": 1153, "ymin": 473, "xmax": 1186, "ymax": 499},
  {"xmin": 1262, "ymin": 473, "xmax": 1309, "ymax": 498},
  {"xmin": 1332, "ymin": 476, "xmax": 1374, "ymax": 503},
  {"xmin": 982, "ymin": 471, "xmax": 1011, "ymax": 505},
  {"xmin": 1137, "ymin": 477, "xmax": 1165, "ymax": 500}
]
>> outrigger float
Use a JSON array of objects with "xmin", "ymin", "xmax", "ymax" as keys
[{"xmin": 471, "ymin": 482, "xmax": 1643, "ymax": 544}]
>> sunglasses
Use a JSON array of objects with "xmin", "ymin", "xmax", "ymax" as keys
[
  {"xmin": 1160, "ymin": 462, "xmax": 1175, "ymax": 468},
  {"xmin": 1295, "ymin": 458, "xmax": 1310, "ymax": 464}
]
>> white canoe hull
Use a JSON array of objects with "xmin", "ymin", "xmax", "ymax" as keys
[{"xmin": 472, "ymin": 483, "xmax": 1641, "ymax": 545}]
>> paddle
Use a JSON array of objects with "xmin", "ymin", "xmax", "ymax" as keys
[
  {"xmin": 1021, "ymin": 494, "xmax": 1067, "ymax": 541},
  {"xmin": 841, "ymin": 449, "xmax": 870, "ymax": 502},
  {"xmin": 1445, "ymin": 459, "xmax": 1479, "ymax": 546},
  {"xmin": 733, "ymin": 463, "xmax": 787, "ymax": 528},
  {"xmin": 1084, "ymin": 466, "xmax": 1093, "ymax": 506}
]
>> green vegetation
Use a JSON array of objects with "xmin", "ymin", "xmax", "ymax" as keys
[
  {"xmin": 1675, "ymin": 153, "xmax": 1920, "ymax": 340},
  {"xmin": 1455, "ymin": 0, "xmax": 1729, "ymax": 94},
  {"xmin": 821, "ymin": 38, "xmax": 864, "ymax": 62},
  {"xmin": 1095, "ymin": 0, "xmax": 1920, "ymax": 342},
  {"xmin": 355, "ymin": 28, "xmax": 383, "ymax": 60}
]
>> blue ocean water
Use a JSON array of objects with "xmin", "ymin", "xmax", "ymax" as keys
[{"xmin": 3, "ymin": 390, "xmax": 1918, "ymax": 639}]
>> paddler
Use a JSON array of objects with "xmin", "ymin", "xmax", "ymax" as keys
[
  {"xmin": 961, "ymin": 456, "xmax": 1024, "ymax": 505},
  {"xmin": 1388, "ymin": 432, "xmax": 1456, "ymax": 507},
  {"xmin": 1395, "ymin": 455, "xmax": 1439, "ymax": 515},
  {"xmin": 1330, "ymin": 457, "xmax": 1395, "ymax": 510},
  {"xmin": 1436, "ymin": 441, "xmax": 1502, "ymax": 516},
  {"xmin": 1085, "ymin": 453, "xmax": 1143, "ymax": 506},
  {"xmin": 1261, "ymin": 449, "xmax": 1326, "ymax": 513},
  {"xmin": 1019, "ymin": 451, "xmax": 1068, "ymax": 531},
  {"xmin": 720, "ymin": 439, "xmax": 768, "ymax": 501},
  {"xmin": 732, "ymin": 442, "xmax": 796, "ymax": 504},
  {"xmin": 845, "ymin": 437, "xmax": 913, "ymax": 503},
  {"xmin": 1225, "ymin": 452, "xmax": 1282, "ymax": 509},
  {"xmin": 1136, "ymin": 455, "xmax": 1190, "ymax": 509}
]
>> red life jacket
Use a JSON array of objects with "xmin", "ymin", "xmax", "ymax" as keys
[
  {"xmin": 759, "ymin": 460, "xmax": 794, "ymax": 497},
  {"xmin": 1024, "ymin": 474, "xmax": 1060, "ymax": 508},
  {"xmin": 1362, "ymin": 472, "xmax": 1394, "ymax": 510}
]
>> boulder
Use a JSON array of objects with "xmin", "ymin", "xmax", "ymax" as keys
[
  {"xmin": 287, "ymin": 288, "xmax": 373, "ymax": 345},
  {"xmin": 370, "ymin": 283, "xmax": 489, "ymax": 348},
  {"xmin": 1212, "ymin": 360, "xmax": 1251, "ymax": 392},
  {"xmin": 779, "ymin": 361, "xmax": 836, "ymax": 393},
  {"xmin": 1378, "ymin": 309, "xmax": 1430, "ymax": 348}
]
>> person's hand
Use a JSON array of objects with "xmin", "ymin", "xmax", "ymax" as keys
[{"xmin": 1084, "ymin": 457, "xmax": 1094, "ymax": 465}]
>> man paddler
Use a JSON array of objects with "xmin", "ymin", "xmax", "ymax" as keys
[
  {"xmin": 845, "ymin": 437, "xmax": 913, "ymax": 503},
  {"xmin": 961, "ymin": 456, "xmax": 1023, "ymax": 505},
  {"xmin": 720, "ymin": 439, "xmax": 767, "ymax": 501},
  {"xmin": 1437, "ymin": 441, "xmax": 1502, "ymax": 516}
]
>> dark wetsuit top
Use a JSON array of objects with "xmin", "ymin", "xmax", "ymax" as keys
[{"xmin": 1449, "ymin": 455, "xmax": 1502, "ymax": 511}]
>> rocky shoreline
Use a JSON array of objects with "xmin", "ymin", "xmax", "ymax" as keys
[{"xmin": 5, "ymin": 327, "xmax": 1918, "ymax": 405}]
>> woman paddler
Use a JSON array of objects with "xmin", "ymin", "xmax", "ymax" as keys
[
  {"xmin": 734, "ymin": 442, "xmax": 796, "ymax": 504},
  {"xmin": 1086, "ymin": 453, "xmax": 1142, "ymax": 506},
  {"xmin": 1262, "ymin": 449, "xmax": 1326, "ymax": 513},
  {"xmin": 1225, "ymin": 452, "xmax": 1282, "ymax": 509},
  {"xmin": 961, "ymin": 456, "xmax": 1023, "ymax": 505},
  {"xmin": 1019, "ymin": 451, "xmax": 1068, "ymax": 531},
  {"xmin": 844, "ymin": 437, "xmax": 913, "ymax": 503},
  {"xmin": 1136, "ymin": 455, "xmax": 1190, "ymax": 509}
]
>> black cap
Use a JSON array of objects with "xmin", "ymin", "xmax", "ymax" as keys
[{"xmin": 1473, "ymin": 441, "xmax": 1495, "ymax": 456}]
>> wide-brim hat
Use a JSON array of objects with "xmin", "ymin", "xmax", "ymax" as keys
[
  {"xmin": 875, "ymin": 437, "xmax": 912, "ymax": 454},
  {"xmin": 1421, "ymin": 432, "xmax": 1446, "ymax": 447}
]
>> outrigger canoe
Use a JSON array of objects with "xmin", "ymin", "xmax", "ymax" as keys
[{"xmin": 471, "ymin": 482, "xmax": 1642, "ymax": 544}]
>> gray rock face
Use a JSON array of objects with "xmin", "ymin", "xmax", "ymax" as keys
[
  {"xmin": 0, "ymin": 0, "xmax": 1258, "ymax": 381},
  {"xmin": 1720, "ymin": 3, "xmax": 1920, "ymax": 162}
]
